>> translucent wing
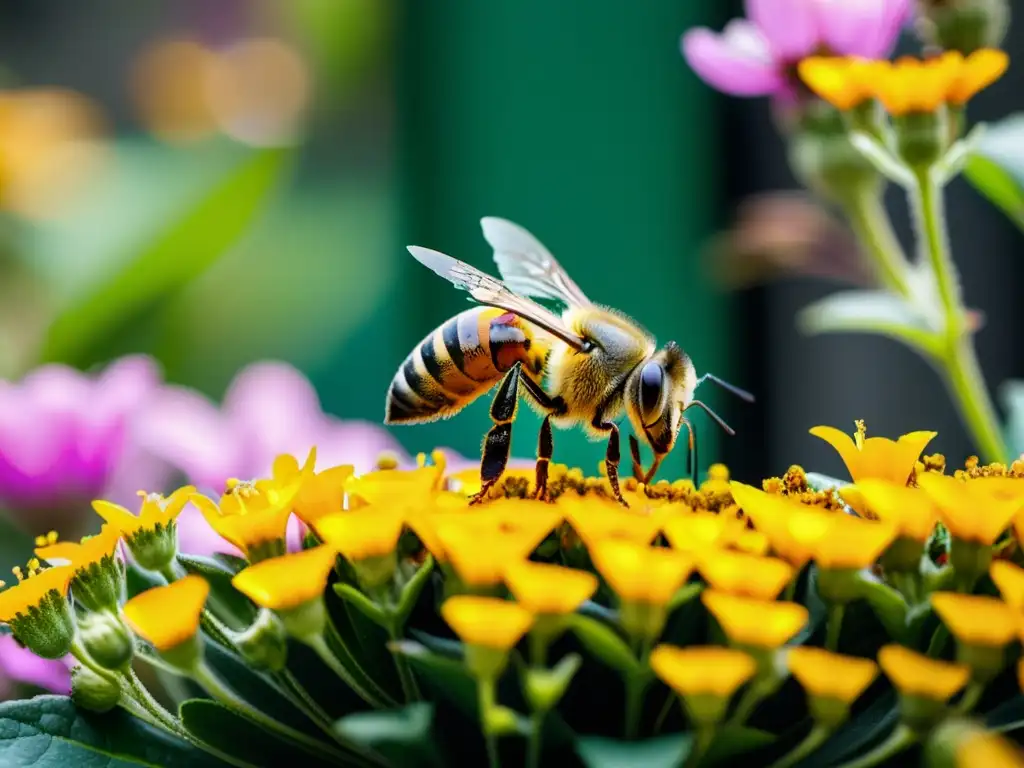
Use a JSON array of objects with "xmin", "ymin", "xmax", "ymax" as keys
[
  {"xmin": 407, "ymin": 246, "xmax": 587, "ymax": 351},
  {"xmin": 481, "ymin": 217, "xmax": 592, "ymax": 308}
]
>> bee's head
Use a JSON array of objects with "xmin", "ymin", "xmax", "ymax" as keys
[{"xmin": 625, "ymin": 341, "xmax": 697, "ymax": 457}]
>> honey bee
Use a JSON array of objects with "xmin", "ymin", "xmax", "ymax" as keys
[{"xmin": 384, "ymin": 217, "xmax": 753, "ymax": 505}]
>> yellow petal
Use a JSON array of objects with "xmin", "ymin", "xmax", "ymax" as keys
[
  {"xmin": 877, "ymin": 643, "xmax": 969, "ymax": 701},
  {"xmin": 702, "ymin": 590, "xmax": 808, "ymax": 648},
  {"xmin": 948, "ymin": 48, "xmax": 1008, "ymax": 105},
  {"xmin": 918, "ymin": 473, "xmax": 1021, "ymax": 544},
  {"xmin": 437, "ymin": 525, "xmax": 542, "ymax": 588},
  {"xmin": 192, "ymin": 493, "xmax": 292, "ymax": 555},
  {"xmin": 729, "ymin": 482, "xmax": 830, "ymax": 567},
  {"xmin": 504, "ymin": 561, "xmax": 597, "ymax": 615},
  {"xmin": 956, "ymin": 730, "xmax": 1024, "ymax": 768},
  {"xmin": 0, "ymin": 565, "xmax": 73, "ymax": 622},
  {"xmin": 663, "ymin": 512, "xmax": 731, "ymax": 553},
  {"xmin": 650, "ymin": 644, "xmax": 756, "ymax": 698},
  {"xmin": 590, "ymin": 540, "xmax": 693, "ymax": 605},
  {"xmin": 441, "ymin": 595, "xmax": 534, "ymax": 650},
  {"xmin": 562, "ymin": 496, "xmax": 663, "ymax": 547},
  {"xmin": 809, "ymin": 426, "xmax": 865, "ymax": 482},
  {"xmin": 92, "ymin": 500, "xmax": 144, "ymax": 538},
  {"xmin": 293, "ymin": 465, "xmax": 353, "ymax": 525},
  {"xmin": 123, "ymin": 575, "xmax": 209, "ymax": 651},
  {"xmin": 812, "ymin": 516, "xmax": 897, "ymax": 570},
  {"xmin": 853, "ymin": 480, "xmax": 938, "ymax": 541},
  {"xmin": 787, "ymin": 647, "xmax": 878, "ymax": 704},
  {"xmin": 35, "ymin": 525, "xmax": 120, "ymax": 574},
  {"xmin": 931, "ymin": 592, "xmax": 1017, "ymax": 647},
  {"xmin": 697, "ymin": 550, "xmax": 794, "ymax": 600},
  {"xmin": 232, "ymin": 545, "xmax": 337, "ymax": 611},
  {"xmin": 315, "ymin": 508, "xmax": 404, "ymax": 562},
  {"xmin": 798, "ymin": 57, "xmax": 875, "ymax": 111},
  {"xmin": 991, "ymin": 560, "xmax": 1024, "ymax": 612}
]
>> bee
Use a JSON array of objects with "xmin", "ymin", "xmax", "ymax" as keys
[{"xmin": 384, "ymin": 217, "xmax": 753, "ymax": 506}]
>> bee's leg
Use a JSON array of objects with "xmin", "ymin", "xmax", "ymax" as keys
[
  {"xmin": 592, "ymin": 415, "xmax": 627, "ymax": 507},
  {"xmin": 520, "ymin": 376, "xmax": 566, "ymax": 502},
  {"xmin": 470, "ymin": 363, "xmax": 522, "ymax": 505},
  {"xmin": 629, "ymin": 435, "xmax": 645, "ymax": 483},
  {"xmin": 682, "ymin": 417, "xmax": 697, "ymax": 486}
]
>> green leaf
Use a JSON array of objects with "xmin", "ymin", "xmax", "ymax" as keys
[
  {"xmin": 41, "ymin": 147, "xmax": 292, "ymax": 366},
  {"xmin": 964, "ymin": 114, "xmax": 1024, "ymax": 232},
  {"xmin": 667, "ymin": 581, "xmax": 703, "ymax": 611},
  {"xmin": 212, "ymin": 554, "xmax": 248, "ymax": 574},
  {"xmin": 334, "ymin": 703, "xmax": 440, "ymax": 768},
  {"xmin": 406, "ymin": 630, "xmax": 464, "ymax": 660},
  {"xmin": 986, "ymin": 694, "xmax": 1024, "ymax": 731},
  {"xmin": 792, "ymin": 566, "xmax": 827, "ymax": 646},
  {"xmin": 575, "ymin": 733, "xmax": 692, "ymax": 768},
  {"xmin": 1001, "ymin": 380, "xmax": 1024, "ymax": 457},
  {"xmin": 124, "ymin": 563, "xmax": 163, "ymax": 600},
  {"xmin": 578, "ymin": 600, "xmax": 619, "ymax": 625},
  {"xmin": 179, "ymin": 699, "xmax": 337, "ymax": 768},
  {"xmin": 390, "ymin": 641, "xmax": 478, "ymax": 720},
  {"xmin": 702, "ymin": 726, "xmax": 776, "ymax": 766},
  {"xmin": 795, "ymin": 691, "xmax": 898, "ymax": 767},
  {"xmin": 565, "ymin": 614, "xmax": 641, "ymax": 676},
  {"xmin": 859, "ymin": 578, "xmax": 909, "ymax": 643},
  {"xmin": 797, "ymin": 290, "xmax": 939, "ymax": 354},
  {"xmin": 334, "ymin": 583, "xmax": 388, "ymax": 628},
  {"xmin": 395, "ymin": 555, "xmax": 434, "ymax": 627},
  {"xmin": 0, "ymin": 695, "xmax": 223, "ymax": 768},
  {"xmin": 177, "ymin": 555, "xmax": 256, "ymax": 629},
  {"xmin": 524, "ymin": 653, "xmax": 582, "ymax": 712}
]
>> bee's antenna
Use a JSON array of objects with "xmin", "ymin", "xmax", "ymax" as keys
[
  {"xmin": 697, "ymin": 373, "xmax": 755, "ymax": 403},
  {"xmin": 686, "ymin": 400, "xmax": 736, "ymax": 437}
]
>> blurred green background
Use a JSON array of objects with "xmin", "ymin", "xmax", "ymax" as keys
[{"xmin": 0, "ymin": 0, "xmax": 737, "ymax": 481}]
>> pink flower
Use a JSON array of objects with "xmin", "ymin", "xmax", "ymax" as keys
[
  {"xmin": 682, "ymin": 0, "xmax": 911, "ymax": 99},
  {"xmin": 132, "ymin": 361, "xmax": 411, "ymax": 557},
  {"xmin": 0, "ymin": 356, "xmax": 163, "ymax": 531},
  {"xmin": 0, "ymin": 636, "xmax": 72, "ymax": 697}
]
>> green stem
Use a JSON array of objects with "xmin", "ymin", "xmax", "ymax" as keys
[
  {"xmin": 913, "ymin": 168, "xmax": 1008, "ymax": 463},
  {"xmin": 826, "ymin": 604, "xmax": 845, "ymax": 652},
  {"xmin": 527, "ymin": 710, "xmax": 545, "ymax": 768},
  {"xmin": 652, "ymin": 692, "xmax": 676, "ymax": 734},
  {"xmin": 387, "ymin": 621, "xmax": 421, "ymax": 702},
  {"xmin": 306, "ymin": 630, "xmax": 392, "ymax": 708},
  {"xmin": 192, "ymin": 662, "xmax": 361, "ymax": 767},
  {"xmin": 926, "ymin": 624, "xmax": 950, "ymax": 658},
  {"xmin": 122, "ymin": 668, "xmax": 181, "ymax": 733},
  {"xmin": 769, "ymin": 725, "xmax": 832, "ymax": 768},
  {"xmin": 623, "ymin": 674, "xmax": 647, "ymax": 740},
  {"xmin": 836, "ymin": 725, "xmax": 915, "ymax": 768},
  {"xmin": 479, "ymin": 676, "xmax": 501, "ymax": 768},
  {"xmin": 954, "ymin": 681, "xmax": 985, "ymax": 714},
  {"xmin": 841, "ymin": 185, "xmax": 914, "ymax": 298},
  {"xmin": 69, "ymin": 638, "xmax": 119, "ymax": 684},
  {"xmin": 529, "ymin": 631, "xmax": 549, "ymax": 668},
  {"xmin": 685, "ymin": 725, "xmax": 716, "ymax": 768},
  {"xmin": 274, "ymin": 669, "xmax": 352, "ymax": 744}
]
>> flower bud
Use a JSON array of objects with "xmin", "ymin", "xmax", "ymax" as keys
[
  {"xmin": 11, "ymin": 590, "xmax": 75, "ymax": 660},
  {"xmin": 71, "ymin": 665, "xmax": 121, "ymax": 713},
  {"xmin": 125, "ymin": 522, "xmax": 178, "ymax": 572},
  {"xmin": 893, "ymin": 111, "xmax": 950, "ymax": 171},
  {"xmin": 72, "ymin": 557, "xmax": 126, "ymax": 614},
  {"xmin": 915, "ymin": 0, "xmax": 1009, "ymax": 54},
  {"xmin": 234, "ymin": 608, "xmax": 288, "ymax": 672},
  {"xmin": 77, "ymin": 611, "xmax": 134, "ymax": 670}
]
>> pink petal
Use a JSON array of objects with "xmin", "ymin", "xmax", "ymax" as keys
[
  {"xmin": 131, "ymin": 386, "xmax": 243, "ymax": 490},
  {"xmin": 746, "ymin": 0, "xmax": 819, "ymax": 59},
  {"xmin": 223, "ymin": 362, "xmax": 324, "ymax": 466},
  {"xmin": 176, "ymin": 503, "xmax": 242, "ymax": 558},
  {"xmin": 0, "ymin": 636, "xmax": 71, "ymax": 693},
  {"xmin": 682, "ymin": 24, "xmax": 784, "ymax": 97},
  {"xmin": 816, "ymin": 0, "xmax": 907, "ymax": 57}
]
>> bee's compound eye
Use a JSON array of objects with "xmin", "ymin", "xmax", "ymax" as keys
[{"xmin": 639, "ymin": 361, "xmax": 665, "ymax": 423}]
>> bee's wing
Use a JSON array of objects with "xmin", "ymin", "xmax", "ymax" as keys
[
  {"xmin": 480, "ymin": 217, "xmax": 593, "ymax": 308},
  {"xmin": 407, "ymin": 245, "xmax": 588, "ymax": 351}
]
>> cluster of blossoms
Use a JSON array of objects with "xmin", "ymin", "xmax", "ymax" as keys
[{"xmin": 1, "ymin": 419, "xmax": 1023, "ymax": 766}]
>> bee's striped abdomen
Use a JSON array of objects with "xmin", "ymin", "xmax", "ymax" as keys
[{"xmin": 385, "ymin": 307, "xmax": 543, "ymax": 424}]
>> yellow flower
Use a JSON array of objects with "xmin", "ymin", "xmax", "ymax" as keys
[
  {"xmin": 232, "ymin": 545, "xmax": 338, "ymax": 611},
  {"xmin": 649, "ymin": 644, "xmax": 756, "ymax": 698},
  {"xmin": 877, "ymin": 644, "xmax": 969, "ymax": 701},
  {"xmin": 697, "ymin": 550, "xmax": 794, "ymax": 600},
  {"xmin": 787, "ymin": 647, "xmax": 878, "ymax": 704},
  {"xmin": 798, "ymin": 57, "xmax": 888, "ymax": 110},
  {"xmin": 990, "ymin": 560, "xmax": 1024, "ymax": 612},
  {"xmin": 35, "ymin": 525, "xmax": 120, "ymax": 573},
  {"xmin": 272, "ymin": 451, "xmax": 353, "ymax": 525},
  {"xmin": 917, "ymin": 473, "xmax": 1022, "ymax": 544},
  {"xmin": 345, "ymin": 452, "xmax": 446, "ymax": 507},
  {"xmin": 315, "ymin": 508, "xmax": 404, "ymax": 562},
  {"xmin": 810, "ymin": 422, "xmax": 935, "ymax": 485},
  {"xmin": 92, "ymin": 485, "xmax": 195, "ymax": 539},
  {"xmin": 810, "ymin": 515, "xmax": 897, "ymax": 570},
  {"xmin": 945, "ymin": 49, "xmax": 1010, "ymax": 106},
  {"xmin": 441, "ymin": 595, "xmax": 534, "ymax": 650},
  {"xmin": 663, "ymin": 512, "xmax": 733, "ymax": 553},
  {"xmin": 0, "ymin": 565, "xmax": 73, "ymax": 623},
  {"xmin": 729, "ymin": 483, "xmax": 834, "ymax": 567},
  {"xmin": 590, "ymin": 540, "xmax": 693, "ymax": 605},
  {"xmin": 504, "ymin": 561, "xmax": 598, "ymax": 615},
  {"xmin": 956, "ymin": 731, "xmax": 1024, "ymax": 768},
  {"xmin": 702, "ymin": 590, "xmax": 809, "ymax": 648},
  {"xmin": 732, "ymin": 529, "xmax": 770, "ymax": 557},
  {"xmin": 851, "ymin": 480, "xmax": 938, "ymax": 541},
  {"xmin": 123, "ymin": 575, "xmax": 209, "ymax": 652},
  {"xmin": 435, "ymin": 524, "xmax": 545, "ymax": 588},
  {"xmin": 930, "ymin": 592, "xmax": 1017, "ymax": 647},
  {"xmin": 562, "ymin": 496, "xmax": 667, "ymax": 547}
]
